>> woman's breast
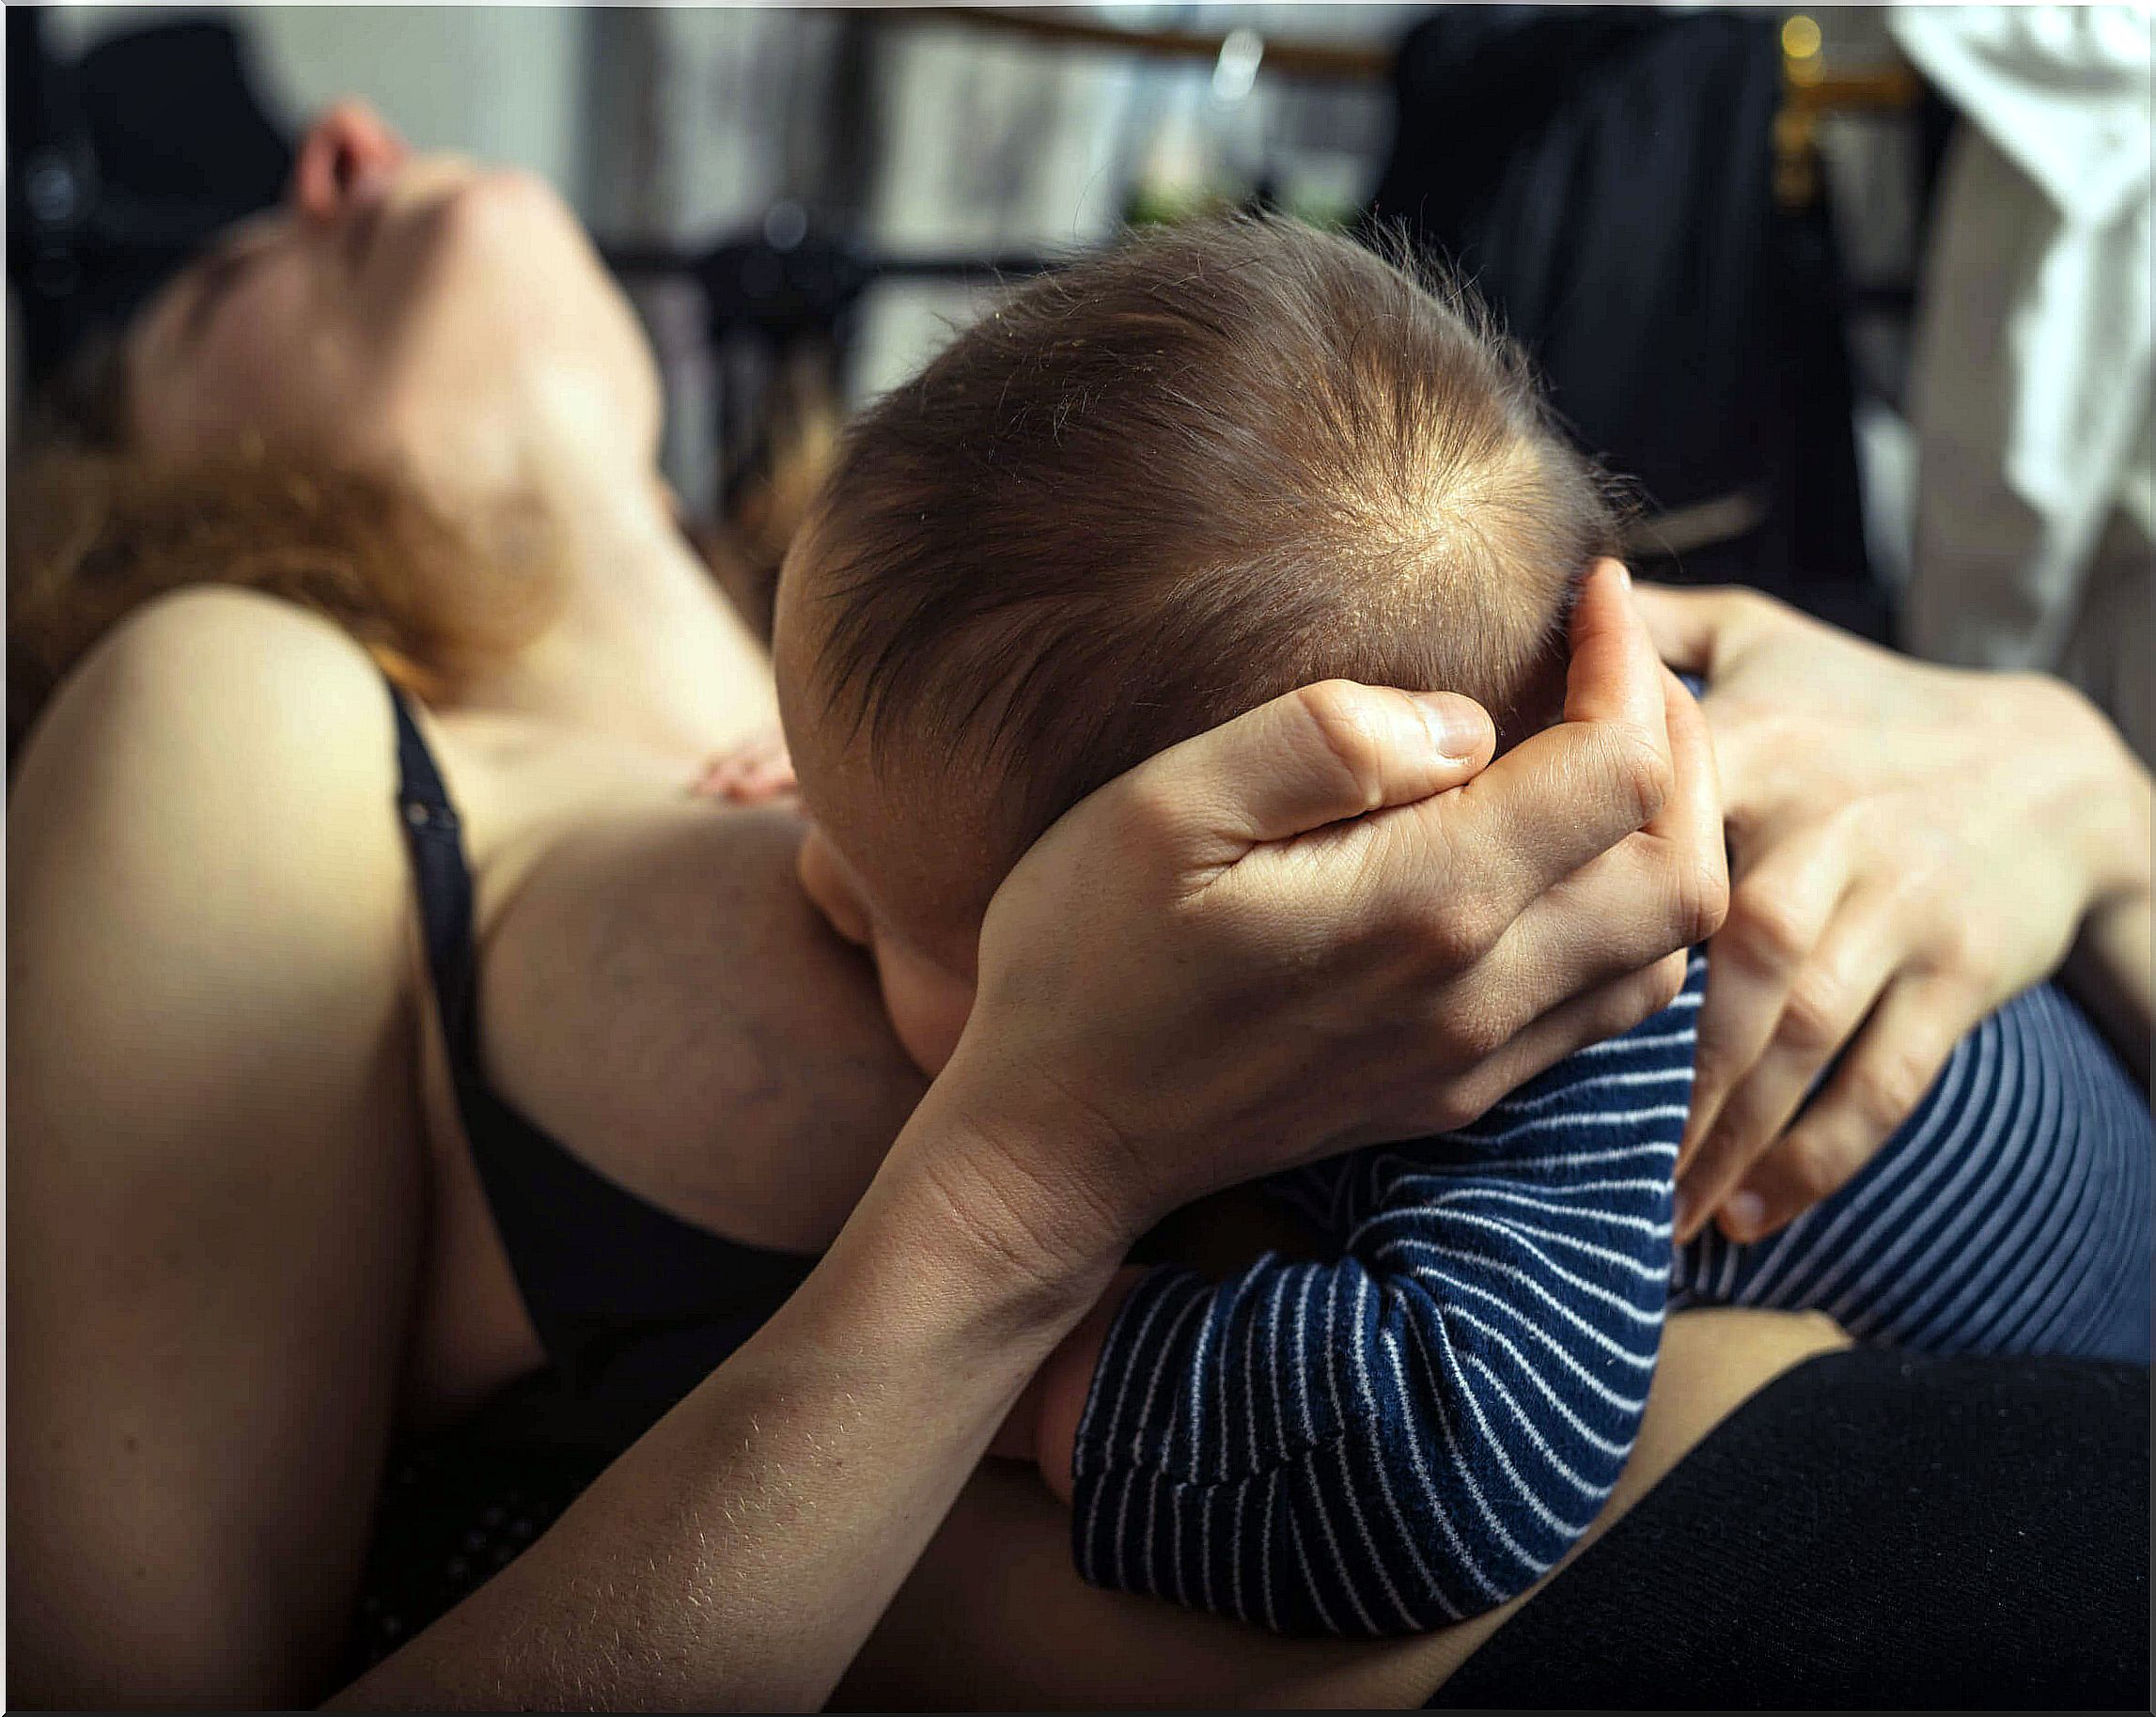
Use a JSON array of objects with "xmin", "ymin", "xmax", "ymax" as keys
[
  {"xmin": 402, "ymin": 795, "xmax": 930, "ymax": 1419},
  {"xmin": 477, "ymin": 801, "xmax": 930, "ymax": 1248}
]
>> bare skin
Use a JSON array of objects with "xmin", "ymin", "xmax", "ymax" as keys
[
  {"xmin": 10, "ymin": 99, "xmax": 2143, "ymax": 1713},
  {"xmin": 8, "ymin": 576, "xmax": 1724, "ymax": 1711},
  {"xmin": 7, "ymin": 113, "xmax": 1726, "ymax": 1704}
]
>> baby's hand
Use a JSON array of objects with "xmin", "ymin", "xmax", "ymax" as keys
[
  {"xmin": 692, "ymin": 728, "xmax": 797, "ymax": 804},
  {"xmin": 995, "ymin": 1266, "xmax": 1148, "ymax": 1500},
  {"xmin": 987, "ymin": 1374, "xmax": 1045, "ymax": 1463}
]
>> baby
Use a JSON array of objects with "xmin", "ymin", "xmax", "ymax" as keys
[{"xmin": 770, "ymin": 216, "xmax": 2151, "ymax": 1636}]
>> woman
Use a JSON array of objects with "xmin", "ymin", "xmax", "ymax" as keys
[{"xmin": 8, "ymin": 105, "xmax": 2146, "ymax": 1709}]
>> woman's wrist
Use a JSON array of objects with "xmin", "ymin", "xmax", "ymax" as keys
[
  {"xmin": 342, "ymin": 1089, "xmax": 1128, "ymax": 1713},
  {"xmin": 2046, "ymin": 675, "xmax": 2152, "ymax": 910},
  {"xmin": 2039, "ymin": 677, "xmax": 2151, "ymax": 1080},
  {"xmin": 2066, "ymin": 883, "xmax": 2152, "ymax": 1085},
  {"xmin": 871, "ymin": 1070, "xmax": 1136, "ymax": 1348}
]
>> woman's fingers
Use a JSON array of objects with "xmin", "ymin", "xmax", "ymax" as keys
[
  {"xmin": 1222, "ymin": 562, "xmax": 1679, "ymax": 944},
  {"xmin": 1566, "ymin": 560, "xmax": 1675, "ymax": 744},
  {"xmin": 1632, "ymin": 582, "xmax": 1782, "ymax": 677},
  {"xmin": 1447, "ymin": 672, "xmax": 1719, "ymax": 1091},
  {"xmin": 1148, "ymin": 679, "xmax": 1496, "ymax": 862},
  {"xmin": 1648, "ymin": 664, "xmax": 1728, "ymax": 936},
  {"xmin": 1729, "ymin": 976, "xmax": 1968, "ymax": 1240},
  {"xmin": 1678, "ymin": 829, "xmax": 1855, "ymax": 1179},
  {"xmin": 1497, "ymin": 664, "xmax": 1726, "ymax": 995},
  {"xmin": 1449, "ymin": 950, "xmax": 1696, "ymax": 1128},
  {"xmin": 1427, "ymin": 566, "xmax": 1681, "ymax": 933},
  {"xmin": 1430, "ymin": 722, "xmax": 1668, "ymax": 947},
  {"xmin": 962, "ymin": 566, "xmax": 1728, "ymax": 1232},
  {"xmin": 1676, "ymin": 893, "xmax": 1907, "ymax": 1241}
]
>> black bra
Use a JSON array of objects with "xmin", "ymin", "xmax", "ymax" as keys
[{"xmin": 387, "ymin": 684, "xmax": 819, "ymax": 1445}]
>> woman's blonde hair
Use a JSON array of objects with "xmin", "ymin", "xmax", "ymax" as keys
[{"xmin": 8, "ymin": 336, "xmax": 560, "ymax": 759}]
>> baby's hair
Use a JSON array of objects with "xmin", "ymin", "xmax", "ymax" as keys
[{"xmin": 803, "ymin": 212, "xmax": 1625, "ymax": 900}]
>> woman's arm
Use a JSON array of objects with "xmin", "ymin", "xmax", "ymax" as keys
[
  {"xmin": 837, "ymin": 1307, "xmax": 1851, "ymax": 1712},
  {"xmin": 2, "ymin": 586, "xmax": 1066, "ymax": 1713},
  {"xmin": 1635, "ymin": 585, "xmax": 2151, "ymax": 1243},
  {"xmin": 332, "ymin": 1085, "xmax": 1131, "ymax": 1711},
  {"xmin": 2062, "ymin": 868, "xmax": 2152, "ymax": 1085},
  {"xmin": 8, "ymin": 591, "xmax": 427, "ymax": 1707},
  {"xmin": 2, "ymin": 586, "xmax": 1054, "ymax": 1714}
]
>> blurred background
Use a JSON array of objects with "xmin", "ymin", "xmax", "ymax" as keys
[{"xmin": 9, "ymin": 4, "xmax": 2150, "ymax": 756}]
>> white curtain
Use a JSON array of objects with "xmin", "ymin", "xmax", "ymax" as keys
[{"xmin": 1894, "ymin": 5, "xmax": 2154, "ymax": 760}]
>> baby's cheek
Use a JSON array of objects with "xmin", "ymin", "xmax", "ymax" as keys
[{"xmin": 874, "ymin": 943, "xmax": 976, "ymax": 1075}]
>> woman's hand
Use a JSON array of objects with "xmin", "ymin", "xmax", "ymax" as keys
[
  {"xmin": 1639, "ymin": 584, "xmax": 2153, "ymax": 1244},
  {"xmin": 910, "ymin": 561, "xmax": 1727, "ymax": 1280}
]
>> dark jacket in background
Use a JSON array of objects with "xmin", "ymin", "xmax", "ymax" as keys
[
  {"xmin": 1373, "ymin": 7, "xmax": 1884, "ymax": 638},
  {"xmin": 8, "ymin": 9, "xmax": 291, "ymax": 392}
]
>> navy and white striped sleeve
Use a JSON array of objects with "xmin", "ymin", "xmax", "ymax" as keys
[{"xmin": 1067, "ymin": 979, "xmax": 1699, "ymax": 1636}]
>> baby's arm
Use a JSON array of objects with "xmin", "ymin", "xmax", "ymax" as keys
[{"xmin": 1022, "ymin": 1101, "xmax": 1683, "ymax": 1637}]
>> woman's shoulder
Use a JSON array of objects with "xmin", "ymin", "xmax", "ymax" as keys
[
  {"xmin": 75, "ymin": 583, "xmax": 393, "ymax": 715},
  {"xmin": 23, "ymin": 585, "xmax": 398, "ymax": 798},
  {"xmin": 11, "ymin": 585, "xmax": 411, "ymax": 931},
  {"xmin": 9, "ymin": 584, "xmax": 425, "ymax": 1205}
]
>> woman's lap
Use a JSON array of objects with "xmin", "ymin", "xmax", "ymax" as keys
[{"xmin": 1430, "ymin": 1348, "xmax": 2149, "ymax": 1710}]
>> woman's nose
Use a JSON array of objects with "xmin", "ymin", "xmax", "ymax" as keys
[{"xmin": 288, "ymin": 100, "xmax": 410, "ymax": 224}]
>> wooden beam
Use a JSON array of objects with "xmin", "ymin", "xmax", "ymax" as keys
[{"xmin": 901, "ymin": 7, "xmax": 1391, "ymax": 85}]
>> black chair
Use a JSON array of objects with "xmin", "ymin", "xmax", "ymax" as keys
[{"xmin": 8, "ymin": 8, "xmax": 294, "ymax": 395}]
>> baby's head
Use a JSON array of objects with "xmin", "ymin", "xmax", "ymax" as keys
[{"xmin": 773, "ymin": 214, "xmax": 1620, "ymax": 1072}]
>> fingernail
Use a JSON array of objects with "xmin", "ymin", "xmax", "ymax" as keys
[
  {"xmin": 1414, "ymin": 693, "xmax": 1486, "ymax": 759},
  {"xmin": 1673, "ymin": 1190, "xmax": 1695, "ymax": 1241},
  {"xmin": 1723, "ymin": 1189, "xmax": 1766, "ymax": 1241}
]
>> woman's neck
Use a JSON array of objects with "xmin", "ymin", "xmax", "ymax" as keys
[{"xmin": 453, "ymin": 470, "xmax": 780, "ymax": 763}]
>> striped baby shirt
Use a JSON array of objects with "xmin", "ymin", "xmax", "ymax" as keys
[{"xmin": 1069, "ymin": 955, "xmax": 2151, "ymax": 1636}]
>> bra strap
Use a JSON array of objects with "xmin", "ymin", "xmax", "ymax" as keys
[{"xmin": 385, "ymin": 682, "xmax": 479, "ymax": 1054}]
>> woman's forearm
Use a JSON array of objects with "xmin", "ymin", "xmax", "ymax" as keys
[
  {"xmin": 2067, "ymin": 887, "xmax": 2151, "ymax": 1086},
  {"xmin": 333, "ymin": 1093, "xmax": 1116, "ymax": 1713},
  {"xmin": 2064, "ymin": 724, "xmax": 2152, "ymax": 1085}
]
